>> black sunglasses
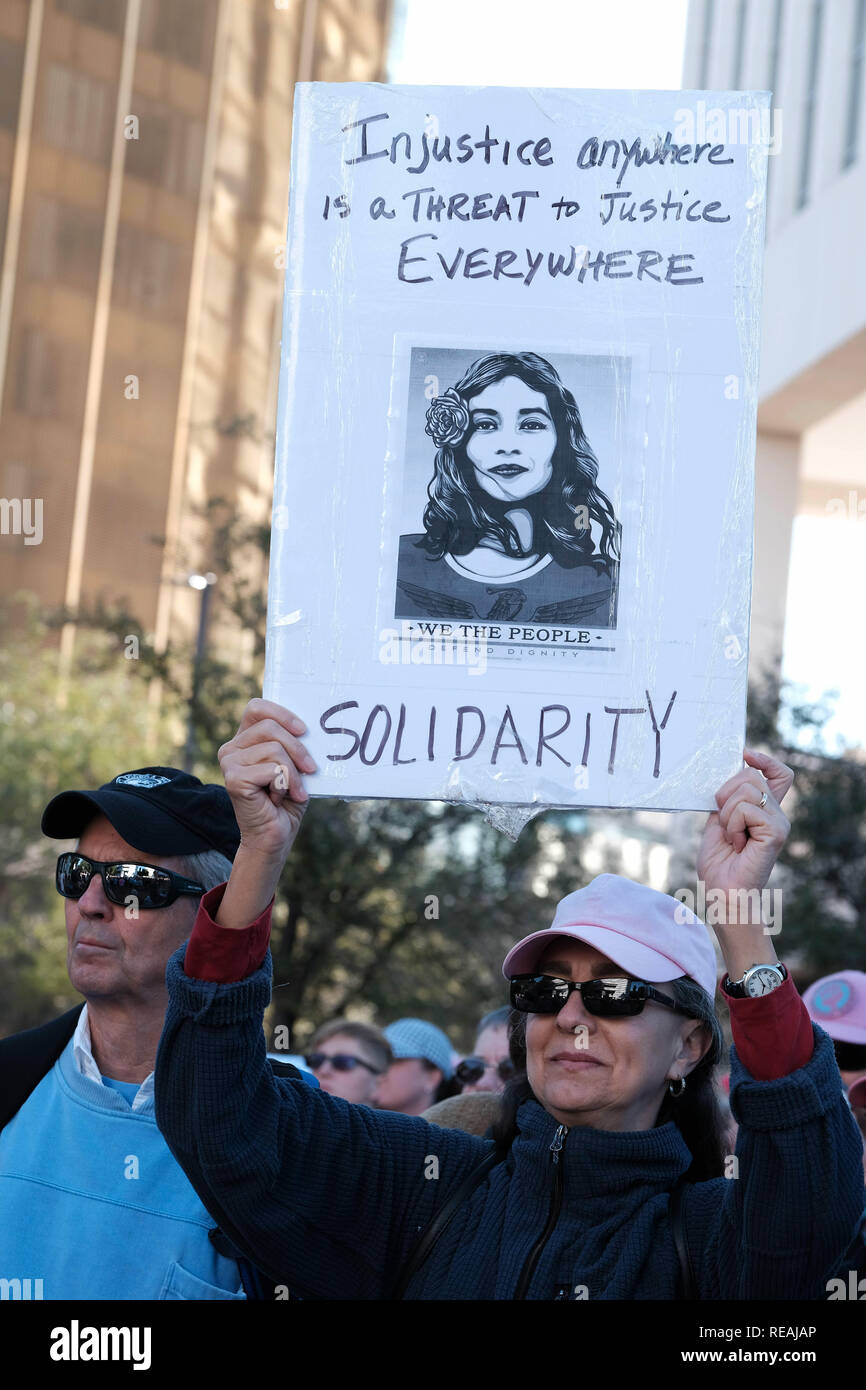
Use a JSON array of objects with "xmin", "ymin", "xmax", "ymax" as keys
[
  {"xmin": 56, "ymin": 852, "xmax": 204, "ymax": 911},
  {"xmin": 304, "ymin": 1052, "xmax": 382, "ymax": 1075},
  {"xmin": 456, "ymin": 1056, "xmax": 515, "ymax": 1086},
  {"xmin": 510, "ymin": 973, "xmax": 695, "ymax": 1018}
]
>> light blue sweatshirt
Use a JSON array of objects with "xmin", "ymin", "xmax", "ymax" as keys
[{"xmin": 0, "ymin": 1036, "xmax": 246, "ymax": 1300}]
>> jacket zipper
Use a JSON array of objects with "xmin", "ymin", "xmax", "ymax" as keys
[{"xmin": 513, "ymin": 1123, "xmax": 567, "ymax": 1300}]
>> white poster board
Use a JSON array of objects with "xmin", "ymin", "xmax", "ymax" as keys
[{"xmin": 265, "ymin": 84, "xmax": 769, "ymax": 815}]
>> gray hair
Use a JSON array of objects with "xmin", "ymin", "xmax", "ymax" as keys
[
  {"xmin": 668, "ymin": 976, "xmax": 725, "ymax": 1067},
  {"xmin": 174, "ymin": 848, "xmax": 234, "ymax": 894}
]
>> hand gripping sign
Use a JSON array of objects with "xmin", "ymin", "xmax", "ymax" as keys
[{"xmin": 265, "ymin": 84, "xmax": 769, "ymax": 822}]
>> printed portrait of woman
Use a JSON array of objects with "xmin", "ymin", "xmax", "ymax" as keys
[{"xmin": 394, "ymin": 351, "xmax": 622, "ymax": 629}]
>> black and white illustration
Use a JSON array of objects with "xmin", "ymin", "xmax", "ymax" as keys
[
  {"xmin": 265, "ymin": 83, "xmax": 766, "ymax": 808},
  {"xmin": 393, "ymin": 348, "xmax": 624, "ymax": 631}
]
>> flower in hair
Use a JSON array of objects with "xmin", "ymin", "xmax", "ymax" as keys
[{"xmin": 425, "ymin": 388, "xmax": 470, "ymax": 448}]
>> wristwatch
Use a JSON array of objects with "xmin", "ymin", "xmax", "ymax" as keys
[{"xmin": 724, "ymin": 962, "xmax": 788, "ymax": 998}]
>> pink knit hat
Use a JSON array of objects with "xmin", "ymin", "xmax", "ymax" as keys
[
  {"xmin": 802, "ymin": 971, "xmax": 866, "ymax": 1045},
  {"xmin": 502, "ymin": 873, "xmax": 718, "ymax": 999}
]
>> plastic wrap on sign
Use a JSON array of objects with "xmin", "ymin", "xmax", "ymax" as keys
[{"xmin": 264, "ymin": 84, "xmax": 769, "ymax": 822}]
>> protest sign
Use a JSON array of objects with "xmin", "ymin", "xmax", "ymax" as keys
[{"xmin": 264, "ymin": 84, "xmax": 769, "ymax": 815}]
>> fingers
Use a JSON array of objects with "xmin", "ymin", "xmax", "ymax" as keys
[
  {"xmin": 717, "ymin": 782, "xmax": 790, "ymax": 854},
  {"xmin": 234, "ymin": 697, "xmax": 306, "ymax": 738},
  {"xmin": 714, "ymin": 748, "xmax": 794, "ymax": 812},
  {"xmin": 227, "ymin": 717, "xmax": 316, "ymax": 773},
  {"xmin": 222, "ymin": 745, "xmax": 309, "ymax": 806},
  {"xmin": 225, "ymin": 740, "xmax": 312, "ymax": 799},
  {"xmin": 743, "ymin": 748, "xmax": 794, "ymax": 804},
  {"xmin": 219, "ymin": 702, "xmax": 317, "ymax": 807}
]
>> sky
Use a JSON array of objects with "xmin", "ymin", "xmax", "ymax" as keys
[{"xmin": 388, "ymin": 0, "xmax": 690, "ymax": 89}]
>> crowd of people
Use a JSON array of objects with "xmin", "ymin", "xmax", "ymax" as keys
[
  {"xmin": 294, "ymin": 1007, "xmax": 514, "ymax": 1114},
  {"xmin": 296, "ymin": 987, "xmax": 866, "ymax": 1165},
  {"xmin": 0, "ymin": 695, "xmax": 865, "ymax": 1302}
]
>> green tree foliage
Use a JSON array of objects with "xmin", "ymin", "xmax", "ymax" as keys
[
  {"xmin": 744, "ymin": 667, "xmax": 866, "ymax": 980},
  {"xmin": 0, "ymin": 597, "xmax": 177, "ymax": 1031},
  {"xmin": 4, "ymin": 499, "xmax": 864, "ymax": 1046}
]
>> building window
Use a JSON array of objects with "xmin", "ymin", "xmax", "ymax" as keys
[
  {"xmin": 698, "ymin": 0, "xmax": 715, "ymax": 88},
  {"xmin": 767, "ymin": 0, "xmax": 785, "ymax": 102},
  {"xmin": 124, "ymin": 95, "xmax": 205, "ymax": 200},
  {"xmin": 13, "ymin": 326, "xmax": 84, "ymax": 420},
  {"xmin": 731, "ymin": 0, "xmax": 748, "ymax": 88},
  {"xmin": 139, "ymin": 0, "xmax": 216, "ymax": 72},
  {"xmin": 843, "ymin": 0, "xmax": 866, "ymax": 168},
  {"xmin": 53, "ymin": 0, "xmax": 125, "ymax": 35},
  {"xmin": 112, "ymin": 222, "xmax": 189, "ymax": 318},
  {"xmin": 26, "ymin": 198, "xmax": 104, "ymax": 293},
  {"xmin": 764, "ymin": 0, "xmax": 785, "ymax": 212},
  {"xmin": 796, "ymin": 0, "xmax": 825, "ymax": 209},
  {"xmin": 41, "ymin": 63, "xmax": 113, "ymax": 165},
  {"xmin": 0, "ymin": 39, "xmax": 24, "ymax": 131}
]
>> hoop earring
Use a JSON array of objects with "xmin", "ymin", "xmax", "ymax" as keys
[{"xmin": 668, "ymin": 1076, "xmax": 686, "ymax": 1098}]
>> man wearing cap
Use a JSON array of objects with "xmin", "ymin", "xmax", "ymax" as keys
[
  {"xmin": 0, "ymin": 766, "xmax": 301, "ymax": 1300},
  {"xmin": 375, "ymin": 1019, "xmax": 456, "ymax": 1115}
]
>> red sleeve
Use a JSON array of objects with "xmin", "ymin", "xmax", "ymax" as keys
[
  {"xmin": 183, "ymin": 883, "xmax": 273, "ymax": 983},
  {"xmin": 724, "ymin": 971, "xmax": 814, "ymax": 1080}
]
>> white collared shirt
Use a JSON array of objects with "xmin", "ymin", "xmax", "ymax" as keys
[{"xmin": 71, "ymin": 1004, "xmax": 155, "ymax": 1112}]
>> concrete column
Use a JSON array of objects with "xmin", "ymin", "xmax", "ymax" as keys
[{"xmin": 749, "ymin": 430, "xmax": 801, "ymax": 682}]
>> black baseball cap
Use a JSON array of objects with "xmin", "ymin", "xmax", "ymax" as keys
[{"xmin": 41, "ymin": 767, "xmax": 241, "ymax": 861}]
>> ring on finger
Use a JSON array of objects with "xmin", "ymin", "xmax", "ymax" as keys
[{"xmin": 759, "ymin": 790, "xmax": 768, "ymax": 808}]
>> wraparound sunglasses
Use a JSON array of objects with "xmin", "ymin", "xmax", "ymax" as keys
[
  {"xmin": 456, "ymin": 1056, "xmax": 516, "ymax": 1086},
  {"xmin": 510, "ymin": 973, "xmax": 696, "ymax": 1018},
  {"xmin": 56, "ymin": 852, "xmax": 204, "ymax": 910}
]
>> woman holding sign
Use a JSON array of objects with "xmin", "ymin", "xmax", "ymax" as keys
[
  {"xmin": 395, "ymin": 352, "xmax": 621, "ymax": 628},
  {"xmin": 154, "ymin": 700, "xmax": 866, "ymax": 1300}
]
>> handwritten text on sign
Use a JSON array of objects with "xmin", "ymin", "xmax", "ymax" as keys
[{"xmin": 264, "ymin": 86, "xmax": 767, "ymax": 810}]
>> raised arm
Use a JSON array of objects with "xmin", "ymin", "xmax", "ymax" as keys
[
  {"xmin": 687, "ymin": 749, "xmax": 866, "ymax": 1298},
  {"xmin": 154, "ymin": 699, "xmax": 486, "ymax": 1299}
]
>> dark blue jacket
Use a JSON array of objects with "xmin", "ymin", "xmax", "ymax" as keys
[{"xmin": 155, "ymin": 948, "xmax": 866, "ymax": 1300}]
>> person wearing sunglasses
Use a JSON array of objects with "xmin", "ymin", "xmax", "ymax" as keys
[
  {"xmin": 458, "ymin": 1006, "xmax": 514, "ymax": 1095},
  {"xmin": 0, "ymin": 764, "xmax": 313, "ymax": 1301},
  {"xmin": 304, "ymin": 1019, "xmax": 392, "ymax": 1104},
  {"xmin": 154, "ymin": 698, "xmax": 866, "ymax": 1300}
]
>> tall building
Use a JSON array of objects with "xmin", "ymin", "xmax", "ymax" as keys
[
  {"xmin": 684, "ymin": 0, "xmax": 866, "ymax": 743},
  {"xmin": 0, "ymin": 0, "xmax": 392, "ymax": 663}
]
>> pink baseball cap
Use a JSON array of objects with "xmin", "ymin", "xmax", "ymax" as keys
[
  {"xmin": 802, "ymin": 971, "xmax": 866, "ymax": 1045},
  {"xmin": 502, "ymin": 874, "xmax": 718, "ymax": 999}
]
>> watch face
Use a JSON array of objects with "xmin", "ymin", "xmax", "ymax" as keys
[{"xmin": 746, "ymin": 967, "xmax": 783, "ymax": 997}]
